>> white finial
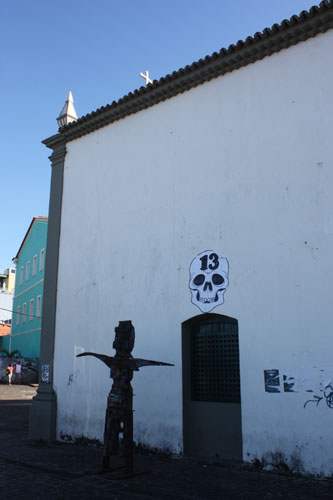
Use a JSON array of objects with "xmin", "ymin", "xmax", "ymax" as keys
[
  {"xmin": 57, "ymin": 91, "xmax": 78, "ymax": 128},
  {"xmin": 139, "ymin": 70, "xmax": 153, "ymax": 87}
]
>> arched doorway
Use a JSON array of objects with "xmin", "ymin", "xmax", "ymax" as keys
[{"xmin": 182, "ymin": 313, "xmax": 242, "ymax": 461}]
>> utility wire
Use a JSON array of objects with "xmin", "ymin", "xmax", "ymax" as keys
[{"xmin": 0, "ymin": 306, "xmax": 41, "ymax": 320}]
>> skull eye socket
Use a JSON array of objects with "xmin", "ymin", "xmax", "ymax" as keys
[
  {"xmin": 212, "ymin": 274, "xmax": 224, "ymax": 285},
  {"xmin": 193, "ymin": 274, "xmax": 205, "ymax": 286}
]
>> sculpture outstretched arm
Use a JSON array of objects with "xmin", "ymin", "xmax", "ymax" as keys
[
  {"xmin": 77, "ymin": 352, "xmax": 174, "ymax": 371},
  {"xmin": 133, "ymin": 358, "xmax": 174, "ymax": 369},
  {"xmin": 76, "ymin": 352, "xmax": 114, "ymax": 368}
]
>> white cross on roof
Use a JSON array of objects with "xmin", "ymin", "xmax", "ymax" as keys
[{"xmin": 139, "ymin": 70, "xmax": 153, "ymax": 87}]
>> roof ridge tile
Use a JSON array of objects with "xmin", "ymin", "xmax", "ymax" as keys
[{"xmin": 46, "ymin": 1, "xmax": 333, "ymax": 145}]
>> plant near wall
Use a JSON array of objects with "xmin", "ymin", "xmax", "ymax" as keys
[{"xmin": 0, "ymin": 349, "xmax": 22, "ymax": 358}]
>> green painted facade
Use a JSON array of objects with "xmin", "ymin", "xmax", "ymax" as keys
[{"xmin": 2, "ymin": 218, "xmax": 48, "ymax": 358}]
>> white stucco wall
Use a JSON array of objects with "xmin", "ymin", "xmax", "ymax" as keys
[{"xmin": 53, "ymin": 30, "xmax": 333, "ymax": 474}]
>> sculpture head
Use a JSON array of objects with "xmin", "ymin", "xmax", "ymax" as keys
[{"xmin": 113, "ymin": 320, "xmax": 135, "ymax": 358}]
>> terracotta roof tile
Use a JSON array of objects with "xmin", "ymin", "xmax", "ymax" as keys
[{"xmin": 0, "ymin": 324, "xmax": 11, "ymax": 336}]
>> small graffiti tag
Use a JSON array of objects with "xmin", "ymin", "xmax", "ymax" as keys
[
  {"xmin": 41, "ymin": 364, "xmax": 50, "ymax": 383},
  {"xmin": 304, "ymin": 384, "xmax": 333, "ymax": 409}
]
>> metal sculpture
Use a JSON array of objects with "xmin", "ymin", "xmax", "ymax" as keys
[{"xmin": 77, "ymin": 320, "xmax": 173, "ymax": 474}]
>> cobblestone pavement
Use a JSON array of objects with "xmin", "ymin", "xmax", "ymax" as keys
[{"xmin": 0, "ymin": 385, "xmax": 332, "ymax": 500}]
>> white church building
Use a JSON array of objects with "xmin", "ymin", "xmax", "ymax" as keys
[{"xmin": 30, "ymin": 2, "xmax": 333, "ymax": 476}]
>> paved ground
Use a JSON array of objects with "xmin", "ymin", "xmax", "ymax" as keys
[{"xmin": 0, "ymin": 385, "xmax": 332, "ymax": 500}]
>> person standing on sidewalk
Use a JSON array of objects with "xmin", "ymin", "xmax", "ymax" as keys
[
  {"xmin": 6, "ymin": 363, "xmax": 13, "ymax": 386},
  {"xmin": 14, "ymin": 360, "xmax": 22, "ymax": 384}
]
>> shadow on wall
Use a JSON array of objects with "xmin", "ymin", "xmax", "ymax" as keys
[{"xmin": 0, "ymin": 357, "xmax": 39, "ymax": 384}]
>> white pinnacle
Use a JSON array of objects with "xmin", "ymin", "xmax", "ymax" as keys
[{"xmin": 57, "ymin": 91, "xmax": 78, "ymax": 127}]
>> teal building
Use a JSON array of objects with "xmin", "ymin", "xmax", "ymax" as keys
[{"xmin": 2, "ymin": 217, "xmax": 48, "ymax": 358}]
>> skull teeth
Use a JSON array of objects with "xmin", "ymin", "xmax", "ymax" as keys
[{"xmin": 196, "ymin": 291, "xmax": 222, "ymax": 303}]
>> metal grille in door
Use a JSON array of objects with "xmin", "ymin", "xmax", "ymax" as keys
[{"xmin": 191, "ymin": 318, "xmax": 240, "ymax": 403}]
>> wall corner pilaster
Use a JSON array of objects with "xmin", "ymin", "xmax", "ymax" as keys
[{"xmin": 29, "ymin": 133, "xmax": 66, "ymax": 440}]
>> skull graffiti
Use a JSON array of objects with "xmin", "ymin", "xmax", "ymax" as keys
[{"xmin": 189, "ymin": 250, "xmax": 229, "ymax": 313}]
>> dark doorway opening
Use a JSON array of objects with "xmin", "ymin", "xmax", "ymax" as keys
[{"xmin": 182, "ymin": 313, "xmax": 242, "ymax": 461}]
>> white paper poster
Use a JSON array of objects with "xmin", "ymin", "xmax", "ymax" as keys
[{"xmin": 189, "ymin": 250, "xmax": 229, "ymax": 313}]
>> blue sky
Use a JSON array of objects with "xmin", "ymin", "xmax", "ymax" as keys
[{"xmin": 1, "ymin": 0, "xmax": 317, "ymax": 268}]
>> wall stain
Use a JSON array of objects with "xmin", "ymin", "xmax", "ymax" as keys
[{"xmin": 74, "ymin": 282, "xmax": 96, "ymax": 297}]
